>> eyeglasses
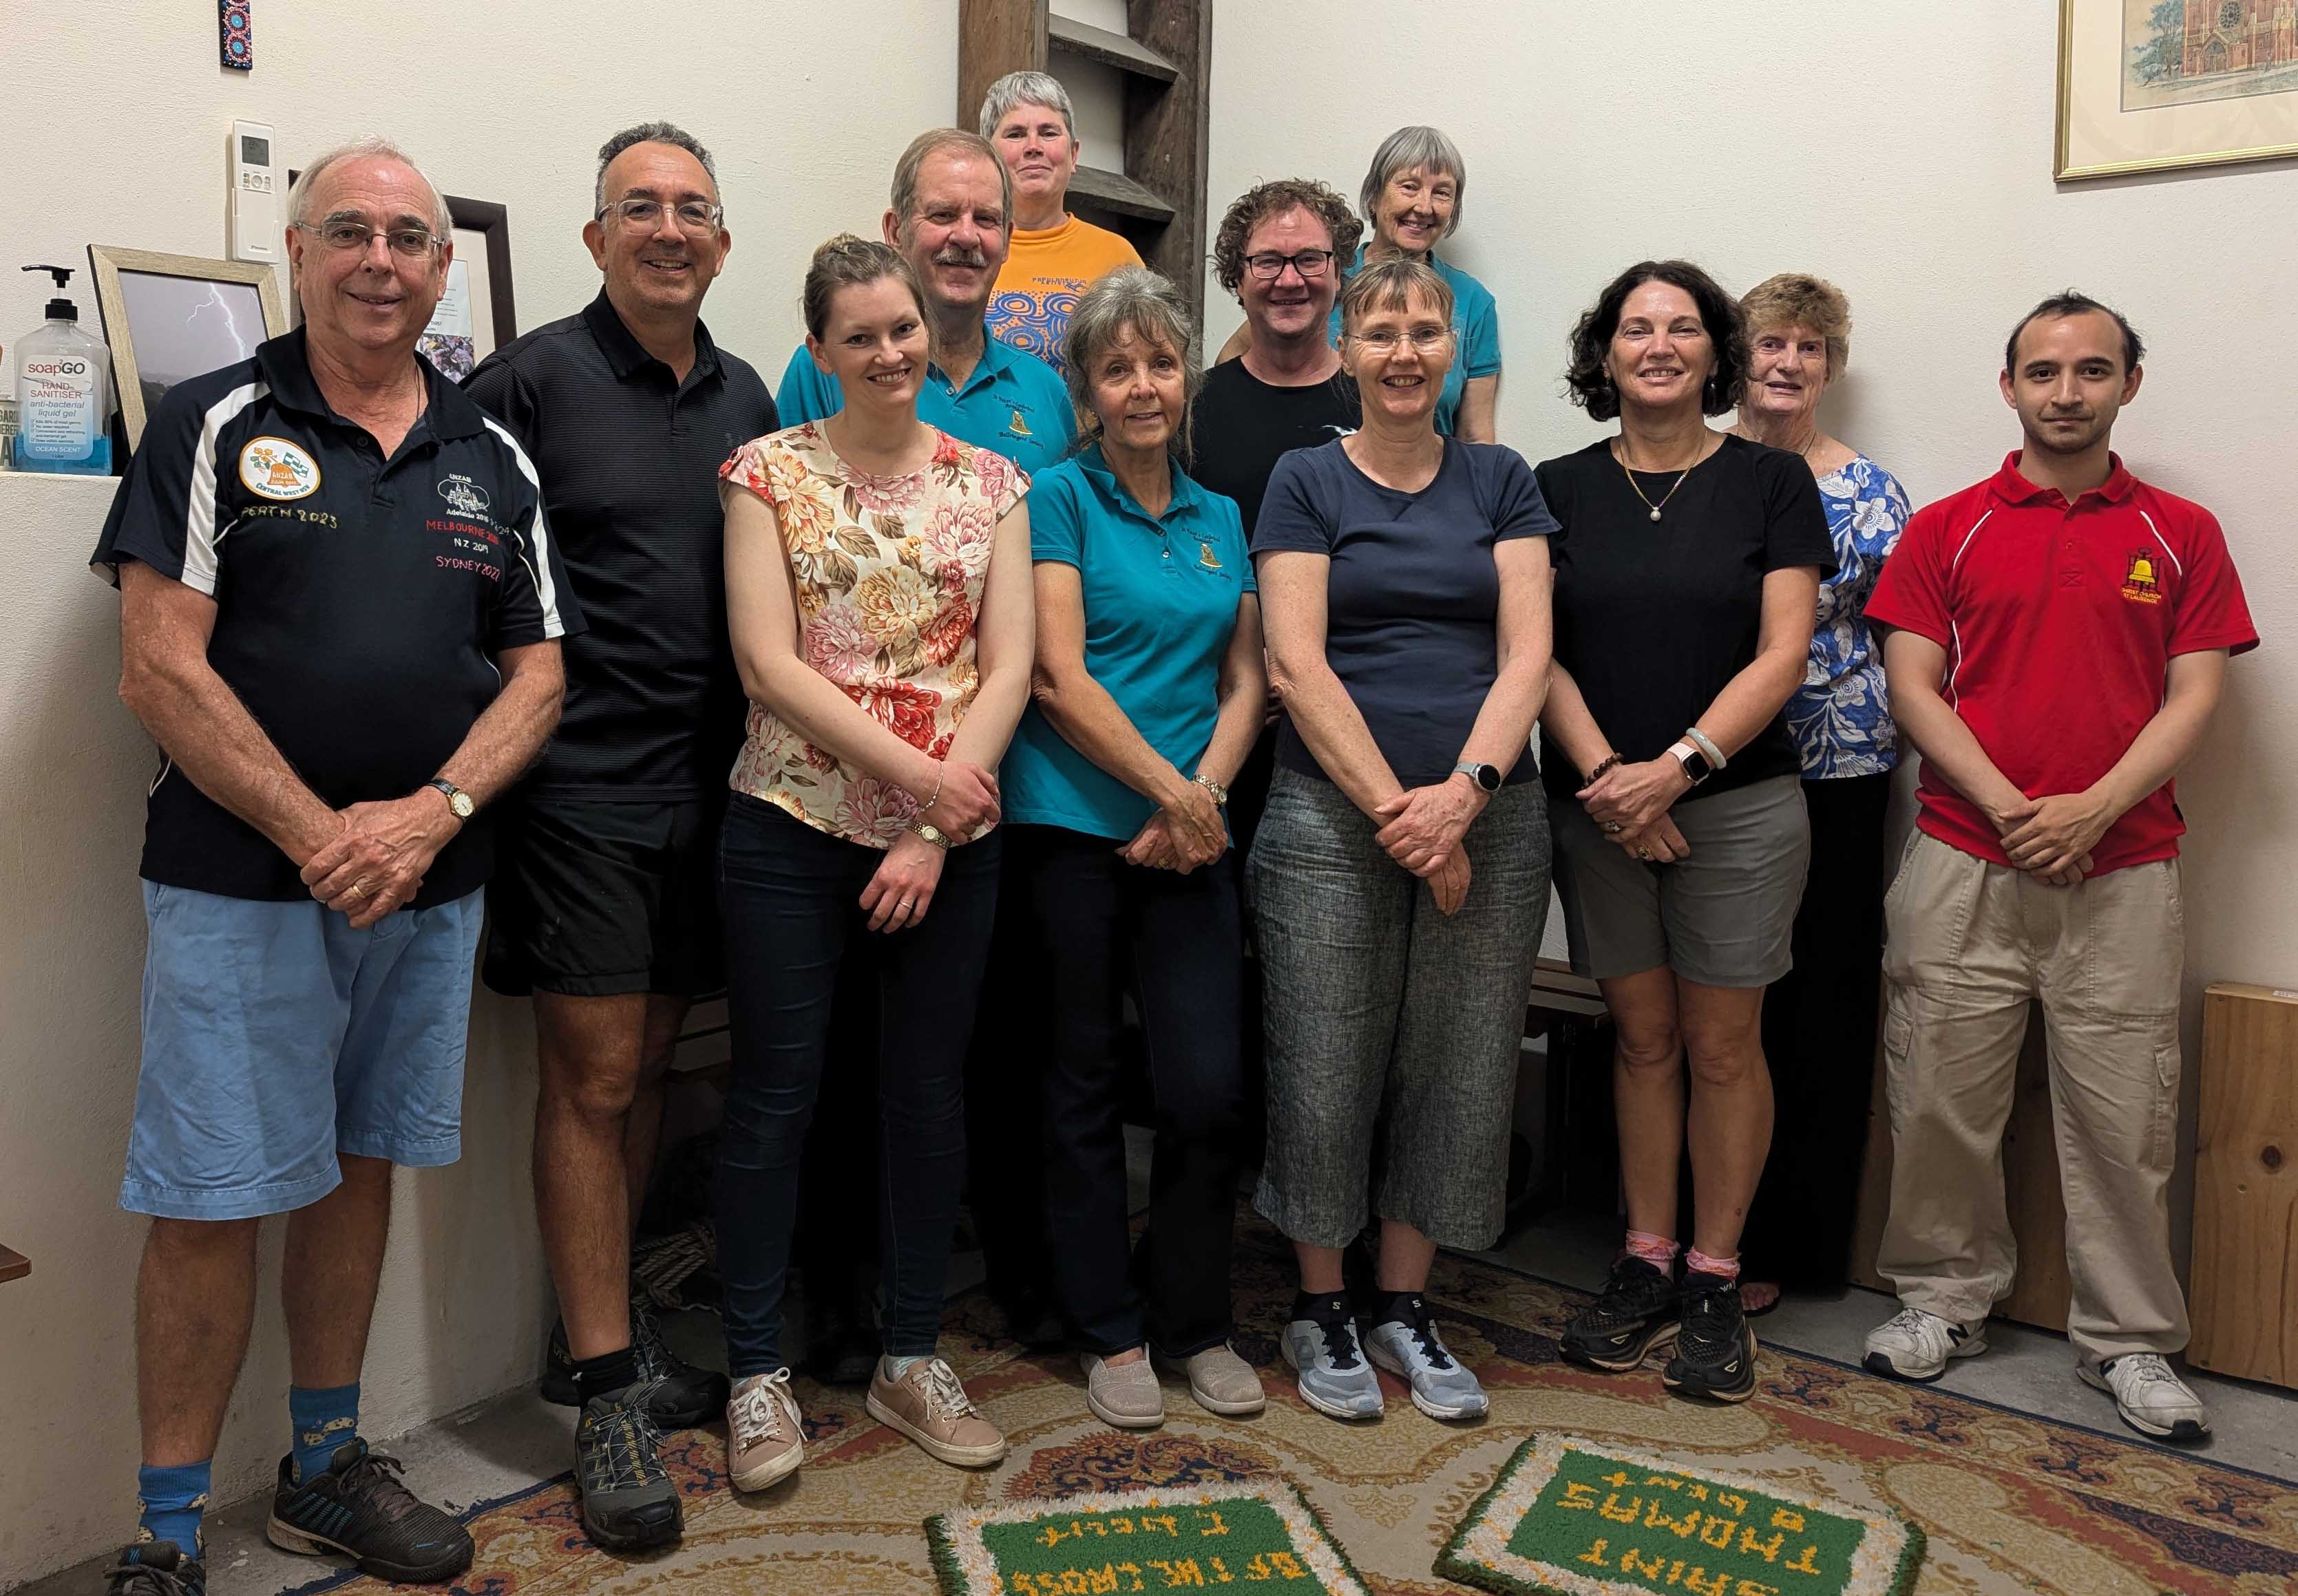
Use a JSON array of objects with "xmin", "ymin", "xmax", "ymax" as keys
[
  {"xmin": 1349, "ymin": 326, "xmax": 1453, "ymax": 353},
  {"xmin": 598, "ymin": 197, "xmax": 725, "ymax": 234},
  {"xmin": 1243, "ymin": 248, "xmax": 1334, "ymax": 281},
  {"xmin": 296, "ymin": 221, "xmax": 441, "ymax": 257}
]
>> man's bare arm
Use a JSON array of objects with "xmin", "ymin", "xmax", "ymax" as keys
[{"xmin": 116, "ymin": 560, "xmax": 341, "ymax": 866}]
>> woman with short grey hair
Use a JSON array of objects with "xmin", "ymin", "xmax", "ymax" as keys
[
  {"xmin": 978, "ymin": 69, "xmax": 1143, "ymax": 370},
  {"xmin": 1251, "ymin": 257, "xmax": 1557, "ymax": 1423},
  {"xmin": 1000, "ymin": 266, "xmax": 1268, "ymax": 1429}
]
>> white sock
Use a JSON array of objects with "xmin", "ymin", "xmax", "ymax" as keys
[{"xmin": 885, "ymin": 1354, "xmax": 924, "ymax": 1379}]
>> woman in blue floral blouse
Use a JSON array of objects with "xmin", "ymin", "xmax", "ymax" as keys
[{"xmin": 1727, "ymin": 274, "xmax": 1912, "ymax": 1310}]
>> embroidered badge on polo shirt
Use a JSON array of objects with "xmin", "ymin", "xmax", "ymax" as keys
[
  {"xmin": 2121, "ymin": 549, "xmax": 2164, "ymax": 605},
  {"xmin": 239, "ymin": 436, "xmax": 321, "ymax": 500}
]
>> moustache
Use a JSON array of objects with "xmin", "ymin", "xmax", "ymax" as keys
[{"xmin": 932, "ymin": 248, "xmax": 989, "ymax": 268}]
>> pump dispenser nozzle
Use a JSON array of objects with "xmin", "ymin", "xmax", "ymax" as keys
[{"xmin": 23, "ymin": 264, "xmax": 78, "ymax": 321}]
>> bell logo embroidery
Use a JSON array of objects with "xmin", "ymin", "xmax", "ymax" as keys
[
  {"xmin": 1198, "ymin": 541, "xmax": 1223, "ymax": 571},
  {"xmin": 1009, "ymin": 408, "xmax": 1033, "ymax": 438},
  {"xmin": 2121, "ymin": 548, "xmax": 2162, "ymax": 605}
]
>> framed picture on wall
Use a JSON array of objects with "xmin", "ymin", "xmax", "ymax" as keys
[
  {"xmin": 284, "ymin": 178, "xmax": 518, "ymax": 379},
  {"xmin": 2058, "ymin": 0, "xmax": 2298, "ymax": 180},
  {"xmin": 85, "ymin": 245, "xmax": 290, "ymax": 454}
]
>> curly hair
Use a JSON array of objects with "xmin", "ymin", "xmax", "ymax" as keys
[
  {"xmin": 1211, "ymin": 178, "xmax": 1363, "ymax": 298},
  {"xmin": 1564, "ymin": 259, "xmax": 1747, "ymax": 422},
  {"xmin": 1740, "ymin": 272, "xmax": 1851, "ymax": 381}
]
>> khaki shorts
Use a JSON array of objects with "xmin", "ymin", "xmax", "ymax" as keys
[{"xmin": 1550, "ymin": 774, "xmax": 1811, "ymax": 988}]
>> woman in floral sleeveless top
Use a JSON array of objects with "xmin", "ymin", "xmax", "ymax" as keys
[{"xmin": 713, "ymin": 237, "xmax": 1033, "ymax": 1485}]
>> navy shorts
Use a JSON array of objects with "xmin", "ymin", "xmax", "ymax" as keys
[{"xmin": 121, "ymin": 881, "xmax": 485, "ymax": 1221}]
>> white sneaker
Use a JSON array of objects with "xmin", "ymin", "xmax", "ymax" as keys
[
  {"xmin": 1862, "ymin": 1306, "xmax": 1988, "ymax": 1383},
  {"xmin": 2080, "ymin": 1353, "xmax": 2211, "ymax": 1443}
]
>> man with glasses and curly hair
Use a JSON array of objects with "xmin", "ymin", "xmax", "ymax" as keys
[{"xmin": 463, "ymin": 120, "xmax": 776, "ymax": 1553}]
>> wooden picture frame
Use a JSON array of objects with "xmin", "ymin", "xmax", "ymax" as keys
[
  {"xmin": 84, "ymin": 245, "xmax": 290, "ymax": 454},
  {"xmin": 2058, "ymin": 0, "xmax": 2298, "ymax": 180},
  {"xmin": 282, "ymin": 180, "xmax": 518, "ymax": 379}
]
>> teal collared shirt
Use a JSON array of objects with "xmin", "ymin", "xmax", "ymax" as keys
[
  {"xmin": 773, "ymin": 326, "xmax": 1076, "ymax": 472},
  {"xmin": 1002, "ymin": 447, "xmax": 1255, "ymax": 842},
  {"xmin": 1327, "ymin": 246, "xmax": 1501, "ymax": 437}
]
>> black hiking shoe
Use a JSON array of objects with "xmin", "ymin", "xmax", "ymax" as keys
[
  {"xmin": 576, "ymin": 1376, "xmax": 684, "ymax": 1552},
  {"xmin": 541, "ymin": 1279, "xmax": 729, "ymax": 1427},
  {"xmin": 105, "ymin": 1542, "xmax": 204, "ymax": 1596},
  {"xmin": 1662, "ymin": 1273, "xmax": 1760, "ymax": 1403},
  {"xmin": 267, "ymin": 1439, "xmax": 472, "ymax": 1583},
  {"xmin": 1559, "ymin": 1256, "xmax": 1681, "ymax": 1372}
]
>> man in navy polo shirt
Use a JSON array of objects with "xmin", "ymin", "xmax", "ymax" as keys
[
  {"xmin": 775, "ymin": 127, "xmax": 1074, "ymax": 472},
  {"xmin": 90, "ymin": 138, "xmax": 576, "ymax": 1595},
  {"xmin": 1864, "ymin": 292, "xmax": 2256, "ymax": 1443},
  {"xmin": 465, "ymin": 120, "xmax": 774, "ymax": 1553}
]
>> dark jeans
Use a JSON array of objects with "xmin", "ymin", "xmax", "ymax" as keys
[
  {"xmin": 715, "ymin": 794, "xmax": 1002, "ymax": 1375},
  {"xmin": 1011, "ymin": 824, "xmax": 1246, "ymax": 1356},
  {"xmin": 1743, "ymin": 769, "xmax": 1892, "ymax": 1288}
]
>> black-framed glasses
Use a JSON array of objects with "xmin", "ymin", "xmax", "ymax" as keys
[
  {"xmin": 598, "ymin": 197, "xmax": 725, "ymax": 235},
  {"xmin": 296, "ymin": 220, "xmax": 441, "ymax": 257},
  {"xmin": 1243, "ymin": 248, "xmax": 1334, "ymax": 281}
]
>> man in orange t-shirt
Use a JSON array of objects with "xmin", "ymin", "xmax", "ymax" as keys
[{"xmin": 980, "ymin": 69, "xmax": 1143, "ymax": 374}]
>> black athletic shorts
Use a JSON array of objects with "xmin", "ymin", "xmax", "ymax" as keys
[{"xmin": 483, "ymin": 795, "xmax": 725, "ymax": 998}]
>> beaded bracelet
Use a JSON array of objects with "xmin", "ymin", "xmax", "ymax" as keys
[{"xmin": 1587, "ymin": 752, "xmax": 1623, "ymax": 783}]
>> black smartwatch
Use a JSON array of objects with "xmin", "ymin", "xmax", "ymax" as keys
[{"xmin": 1452, "ymin": 760, "xmax": 1503, "ymax": 794}]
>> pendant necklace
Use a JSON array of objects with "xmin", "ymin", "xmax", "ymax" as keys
[{"xmin": 1616, "ymin": 436, "xmax": 1711, "ymax": 522}]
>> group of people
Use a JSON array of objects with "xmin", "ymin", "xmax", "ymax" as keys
[{"xmin": 89, "ymin": 78, "xmax": 2255, "ymax": 1596}]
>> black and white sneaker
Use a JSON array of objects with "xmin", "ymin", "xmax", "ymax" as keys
[
  {"xmin": 104, "ymin": 1542, "xmax": 204, "ymax": 1596},
  {"xmin": 1559, "ymin": 1257, "xmax": 1680, "ymax": 1372},
  {"xmin": 577, "ymin": 1376, "xmax": 684, "ymax": 1551},
  {"xmin": 266, "ymin": 1438, "xmax": 473, "ymax": 1584},
  {"xmin": 1663, "ymin": 1274, "xmax": 1759, "ymax": 1403},
  {"xmin": 1863, "ymin": 1306, "xmax": 1988, "ymax": 1383},
  {"xmin": 541, "ymin": 1279, "xmax": 729, "ymax": 1428}
]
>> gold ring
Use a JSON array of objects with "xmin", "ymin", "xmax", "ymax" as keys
[{"xmin": 346, "ymin": 880, "xmax": 367, "ymax": 900}]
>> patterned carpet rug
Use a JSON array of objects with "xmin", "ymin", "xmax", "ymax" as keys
[{"xmin": 285, "ymin": 1219, "xmax": 2298, "ymax": 1596}]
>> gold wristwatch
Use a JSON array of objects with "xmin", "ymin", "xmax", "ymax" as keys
[
  {"xmin": 1193, "ymin": 774, "xmax": 1228, "ymax": 807},
  {"xmin": 911, "ymin": 821, "xmax": 951, "ymax": 849},
  {"xmin": 426, "ymin": 778, "xmax": 475, "ymax": 820}
]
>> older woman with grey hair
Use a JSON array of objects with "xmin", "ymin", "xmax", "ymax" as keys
[
  {"xmin": 998, "ymin": 266, "xmax": 1268, "ymax": 1429},
  {"xmin": 979, "ymin": 69, "xmax": 1144, "ymax": 370}
]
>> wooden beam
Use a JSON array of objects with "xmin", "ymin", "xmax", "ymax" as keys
[
  {"xmin": 1049, "ymin": 12, "xmax": 1179, "ymax": 82},
  {"xmin": 1124, "ymin": 0, "xmax": 1214, "ymax": 335},
  {"xmin": 958, "ymin": 0, "xmax": 1048, "ymax": 129},
  {"xmin": 2189, "ymin": 983, "xmax": 2298, "ymax": 1389}
]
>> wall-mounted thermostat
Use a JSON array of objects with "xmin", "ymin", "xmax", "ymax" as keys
[{"xmin": 229, "ymin": 119, "xmax": 281, "ymax": 264}]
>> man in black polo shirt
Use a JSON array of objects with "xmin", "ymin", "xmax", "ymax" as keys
[
  {"xmin": 90, "ymin": 137, "xmax": 575, "ymax": 1596},
  {"xmin": 463, "ymin": 120, "xmax": 774, "ymax": 1552}
]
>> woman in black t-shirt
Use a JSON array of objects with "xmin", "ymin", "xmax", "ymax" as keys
[{"xmin": 1535, "ymin": 260, "xmax": 1833, "ymax": 1405}]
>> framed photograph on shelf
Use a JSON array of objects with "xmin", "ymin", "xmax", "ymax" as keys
[
  {"xmin": 284, "ymin": 178, "xmax": 518, "ymax": 380},
  {"xmin": 85, "ymin": 245, "xmax": 290, "ymax": 454},
  {"xmin": 2058, "ymin": 0, "xmax": 2298, "ymax": 180}
]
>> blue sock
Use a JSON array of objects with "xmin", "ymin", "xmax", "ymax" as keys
[
  {"xmin": 137, "ymin": 1460, "xmax": 212, "ymax": 1556},
  {"xmin": 288, "ymin": 1382, "xmax": 361, "ymax": 1485}
]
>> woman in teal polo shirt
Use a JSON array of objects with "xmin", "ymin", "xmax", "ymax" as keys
[{"xmin": 1002, "ymin": 267, "xmax": 1269, "ymax": 1432}]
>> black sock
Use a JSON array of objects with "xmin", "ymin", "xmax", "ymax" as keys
[
  {"xmin": 569, "ymin": 1345, "xmax": 639, "ymax": 1405},
  {"xmin": 1371, "ymin": 1290, "xmax": 1424, "ymax": 1329},
  {"xmin": 1291, "ymin": 1290, "xmax": 1351, "ymax": 1324}
]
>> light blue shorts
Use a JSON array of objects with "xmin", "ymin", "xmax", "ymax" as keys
[{"xmin": 121, "ymin": 881, "xmax": 486, "ymax": 1221}]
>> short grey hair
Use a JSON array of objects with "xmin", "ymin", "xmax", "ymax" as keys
[
  {"xmin": 289, "ymin": 136, "xmax": 451, "ymax": 240},
  {"xmin": 1358, "ymin": 125, "xmax": 1468, "ymax": 241},
  {"xmin": 978, "ymin": 70, "xmax": 1075, "ymax": 139},
  {"xmin": 594, "ymin": 120, "xmax": 719, "ymax": 216},
  {"xmin": 890, "ymin": 128, "xmax": 1013, "ymax": 226},
  {"xmin": 1062, "ymin": 267, "xmax": 1201, "ymax": 462}
]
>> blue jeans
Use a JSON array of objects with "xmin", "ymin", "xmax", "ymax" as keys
[{"xmin": 715, "ymin": 794, "xmax": 1002, "ymax": 1376}]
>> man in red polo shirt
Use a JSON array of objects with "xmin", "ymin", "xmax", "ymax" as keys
[{"xmin": 1859, "ymin": 292, "xmax": 2256, "ymax": 1443}]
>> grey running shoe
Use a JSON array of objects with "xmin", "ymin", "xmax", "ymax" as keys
[
  {"xmin": 266, "ymin": 1438, "xmax": 473, "ymax": 1583},
  {"xmin": 105, "ymin": 1542, "xmax": 204, "ymax": 1596},
  {"xmin": 1364, "ymin": 1296, "xmax": 1488, "ymax": 1419},
  {"xmin": 1280, "ymin": 1296, "xmax": 1382, "ymax": 1421},
  {"xmin": 576, "ymin": 1376, "xmax": 683, "ymax": 1551}
]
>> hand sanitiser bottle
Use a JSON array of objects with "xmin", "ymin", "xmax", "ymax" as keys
[{"xmin": 13, "ymin": 264, "xmax": 112, "ymax": 474}]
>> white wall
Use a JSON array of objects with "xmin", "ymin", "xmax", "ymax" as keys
[
  {"xmin": 1205, "ymin": 3, "xmax": 2298, "ymax": 1052},
  {"xmin": 0, "ymin": 3, "xmax": 958, "ymax": 1588}
]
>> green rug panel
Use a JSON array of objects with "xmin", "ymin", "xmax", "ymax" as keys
[{"xmin": 1438, "ymin": 1434, "xmax": 1924, "ymax": 1596}]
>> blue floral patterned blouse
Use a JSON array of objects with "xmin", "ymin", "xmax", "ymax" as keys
[{"xmin": 1788, "ymin": 454, "xmax": 1912, "ymax": 778}]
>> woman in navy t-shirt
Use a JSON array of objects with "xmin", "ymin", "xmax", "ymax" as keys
[{"xmin": 1250, "ymin": 257, "xmax": 1557, "ymax": 1425}]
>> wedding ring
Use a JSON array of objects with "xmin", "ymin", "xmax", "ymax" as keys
[
  {"xmin": 347, "ymin": 880, "xmax": 368, "ymax": 900},
  {"xmin": 1601, "ymin": 821, "xmax": 1624, "ymax": 836},
  {"xmin": 898, "ymin": 899, "xmax": 916, "ymax": 911}
]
